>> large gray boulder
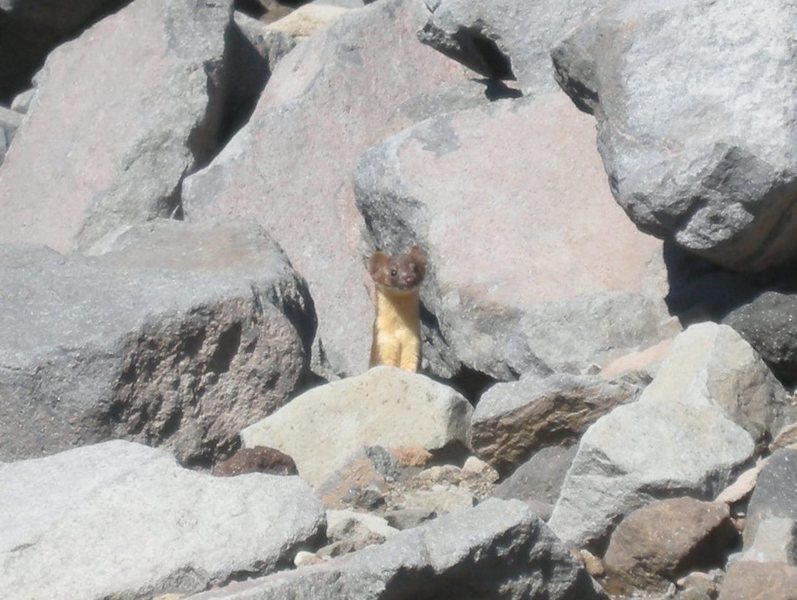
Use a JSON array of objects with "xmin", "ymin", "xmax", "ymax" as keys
[
  {"xmin": 241, "ymin": 367, "xmax": 472, "ymax": 487},
  {"xmin": 549, "ymin": 323, "xmax": 787, "ymax": 549},
  {"xmin": 185, "ymin": 499, "xmax": 608, "ymax": 600},
  {"xmin": 355, "ymin": 94, "xmax": 669, "ymax": 378},
  {"xmin": 0, "ymin": 440, "xmax": 325, "ymax": 600},
  {"xmin": 181, "ymin": 0, "xmax": 480, "ymax": 378},
  {"xmin": 0, "ymin": 220, "xmax": 314, "ymax": 464},
  {"xmin": 419, "ymin": 0, "xmax": 605, "ymax": 94},
  {"xmin": 552, "ymin": 0, "xmax": 797, "ymax": 272},
  {"xmin": 0, "ymin": 0, "xmax": 235, "ymax": 253},
  {"xmin": 743, "ymin": 448, "xmax": 797, "ymax": 553}
]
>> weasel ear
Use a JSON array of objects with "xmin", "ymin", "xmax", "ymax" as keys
[
  {"xmin": 408, "ymin": 245, "xmax": 427, "ymax": 268},
  {"xmin": 369, "ymin": 251, "xmax": 389, "ymax": 278}
]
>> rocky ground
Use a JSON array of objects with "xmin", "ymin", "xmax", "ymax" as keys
[{"xmin": 2, "ymin": 0, "xmax": 797, "ymax": 599}]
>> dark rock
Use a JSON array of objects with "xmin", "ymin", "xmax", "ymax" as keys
[
  {"xmin": 212, "ymin": 446, "xmax": 298, "ymax": 477},
  {"xmin": 744, "ymin": 448, "xmax": 797, "ymax": 548}
]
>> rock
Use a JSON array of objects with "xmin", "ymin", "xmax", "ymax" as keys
[
  {"xmin": 603, "ymin": 498, "xmax": 738, "ymax": 593},
  {"xmin": 600, "ymin": 337, "xmax": 675, "ymax": 379},
  {"xmin": 549, "ymin": 323, "xmax": 775, "ymax": 550},
  {"xmin": 676, "ymin": 571, "xmax": 722, "ymax": 600},
  {"xmin": 491, "ymin": 444, "xmax": 578, "ymax": 522},
  {"xmin": 400, "ymin": 484, "xmax": 475, "ymax": 515},
  {"xmin": 0, "ymin": 0, "xmax": 240, "ymax": 253},
  {"xmin": 355, "ymin": 93, "xmax": 670, "ymax": 379},
  {"xmin": 383, "ymin": 508, "xmax": 436, "ymax": 531},
  {"xmin": 212, "ymin": 447, "xmax": 298, "ymax": 477},
  {"xmin": 181, "ymin": 0, "xmax": 478, "ymax": 378},
  {"xmin": 744, "ymin": 448, "xmax": 797, "ymax": 549},
  {"xmin": 326, "ymin": 509, "xmax": 398, "ymax": 543},
  {"xmin": 461, "ymin": 456, "xmax": 499, "ymax": 482},
  {"xmin": 316, "ymin": 446, "xmax": 397, "ymax": 508},
  {"xmin": 419, "ymin": 0, "xmax": 605, "ymax": 94},
  {"xmin": 552, "ymin": 0, "xmax": 797, "ymax": 272},
  {"xmin": 183, "ymin": 499, "xmax": 608, "ymax": 600},
  {"xmin": 715, "ymin": 461, "xmax": 766, "ymax": 505},
  {"xmin": 0, "ymin": 441, "xmax": 325, "ymax": 599},
  {"xmin": 10, "ymin": 88, "xmax": 35, "ymax": 114},
  {"xmin": 724, "ymin": 292, "xmax": 797, "ymax": 385},
  {"xmin": 740, "ymin": 517, "xmax": 797, "ymax": 564},
  {"xmin": 0, "ymin": 0, "xmax": 127, "ymax": 102},
  {"xmin": 268, "ymin": 4, "xmax": 350, "ymax": 38},
  {"xmin": 471, "ymin": 373, "xmax": 638, "ymax": 474},
  {"xmin": 240, "ymin": 367, "xmax": 472, "ymax": 487},
  {"xmin": 718, "ymin": 561, "xmax": 797, "ymax": 600},
  {"xmin": 0, "ymin": 105, "xmax": 22, "ymax": 166},
  {"xmin": 0, "ymin": 220, "xmax": 314, "ymax": 464},
  {"xmin": 234, "ymin": 10, "xmax": 296, "ymax": 70},
  {"xmin": 772, "ymin": 421, "xmax": 797, "ymax": 451}
]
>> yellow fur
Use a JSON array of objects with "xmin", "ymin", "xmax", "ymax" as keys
[{"xmin": 370, "ymin": 285, "xmax": 421, "ymax": 372}]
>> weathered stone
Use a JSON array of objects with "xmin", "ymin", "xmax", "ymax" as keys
[
  {"xmin": 744, "ymin": 448, "xmax": 797, "ymax": 549},
  {"xmin": 772, "ymin": 421, "xmax": 797, "ymax": 451},
  {"xmin": 419, "ymin": 0, "xmax": 605, "ymax": 94},
  {"xmin": 212, "ymin": 446, "xmax": 298, "ymax": 477},
  {"xmin": 549, "ymin": 324, "xmax": 771, "ymax": 549},
  {"xmin": 0, "ymin": 220, "xmax": 314, "ymax": 464},
  {"xmin": 0, "ymin": 0, "xmax": 244, "ymax": 252},
  {"xmin": 471, "ymin": 373, "xmax": 638, "ymax": 474},
  {"xmin": 400, "ymin": 484, "xmax": 475, "ymax": 515},
  {"xmin": 491, "ymin": 444, "xmax": 578, "ymax": 522},
  {"xmin": 603, "ymin": 498, "xmax": 737, "ymax": 593},
  {"xmin": 676, "ymin": 571, "xmax": 722, "ymax": 600},
  {"xmin": 182, "ymin": 0, "xmax": 478, "ymax": 378},
  {"xmin": 0, "ymin": 441, "xmax": 325, "ymax": 600},
  {"xmin": 715, "ymin": 461, "xmax": 766, "ymax": 505},
  {"xmin": 552, "ymin": 0, "xmax": 797, "ymax": 272},
  {"xmin": 316, "ymin": 446, "xmax": 396, "ymax": 509},
  {"xmin": 740, "ymin": 517, "xmax": 797, "ymax": 565},
  {"xmin": 326, "ymin": 509, "xmax": 398, "ymax": 543},
  {"xmin": 724, "ymin": 292, "xmax": 797, "ymax": 386},
  {"xmin": 10, "ymin": 87, "xmax": 35, "ymax": 114},
  {"xmin": 268, "ymin": 4, "xmax": 350, "ymax": 38},
  {"xmin": 184, "ymin": 499, "xmax": 608, "ymax": 600},
  {"xmin": 718, "ymin": 561, "xmax": 797, "ymax": 600},
  {"xmin": 241, "ymin": 367, "xmax": 472, "ymax": 487},
  {"xmin": 234, "ymin": 10, "xmax": 296, "ymax": 69},
  {"xmin": 355, "ymin": 93, "xmax": 670, "ymax": 378}
]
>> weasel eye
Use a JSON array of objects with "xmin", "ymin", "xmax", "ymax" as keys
[{"xmin": 390, "ymin": 268, "xmax": 398, "ymax": 277}]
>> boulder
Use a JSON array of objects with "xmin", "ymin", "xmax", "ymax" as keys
[
  {"xmin": 743, "ymin": 448, "xmax": 797, "ymax": 550},
  {"xmin": 491, "ymin": 444, "xmax": 578, "ymax": 521},
  {"xmin": 419, "ymin": 0, "xmax": 605, "ymax": 94},
  {"xmin": 549, "ymin": 323, "xmax": 782, "ymax": 549},
  {"xmin": 181, "ymin": 0, "xmax": 481, "ymax": 378},
  {"xmin": 0, "ymin": 0, "xmax": 236, "ymax": 253},
  {"xmin": 718, "ymin": 561, "xmax": 797, "ymax": 600},
  {"xmin": 355, "ymin": 93, "xmax": 669, "ymax": 379},
  {"xmin": 739, "ymin": 518, "xmax": 797, "ymax": 565},
  {"xmin": 240, "ymin": 367, "xmax": 472, "ymax": 487},
  {"xmin": 183, "ymin": 499, "xmax": 608, "ymax": 600},
  {"xmin": 0, "ymin": 220, "xmax": 314, "ymax": 464},
  {"xmin": 552, "ymin": 0, "xmax": 797, "ymax": 272},
  {"xmin": 267, "ymin": 4, "xmax": 351, "ymax": 38},
  {"xmin": 724, "ymin": 291, "xmax": 797, "ymax": 385},
  {"xmin": 471, "ymin": 373, "xmax": 638, "ymax": 474},
  {"xmin": 603, "ymin": 498, "xmax": 737, "ymax": 593},
  {"xmin": 0, "ymin": 441, "xmax": 325, "ymax": 600}
]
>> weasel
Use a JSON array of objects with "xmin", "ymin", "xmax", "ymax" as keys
[{"xmin": 368, "ymin": 246, "xmax": 427, "ymax": 372}]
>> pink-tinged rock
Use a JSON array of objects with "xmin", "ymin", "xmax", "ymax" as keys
[
  {"xmin": 603, "ymin": 497, "xmax": 738, "ymax": 593},
  {"xmin": 718, "ymin": 561, "xmax": 797, "ymax": 600},
  {"xmin": 182, "ymin": 0, "xmax": 477, "ymax": 377},
  {"xmin": 355, "ymin": 92, "xmax": 670, "ymax": 377},
  {"xmin": 0, "ymin": 0, "xmax": 233, "ymax": 253}
]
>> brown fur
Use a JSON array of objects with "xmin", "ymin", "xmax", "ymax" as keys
[{"xmin": 368, "ymin": 246, "xmax": 427, "ymax": 372}]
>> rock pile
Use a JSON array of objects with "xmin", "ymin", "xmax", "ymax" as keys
[{"xmin": 2, "ymin": 0, "xmax": 797, "ymax": 599}]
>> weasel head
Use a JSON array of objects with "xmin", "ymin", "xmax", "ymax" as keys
[{"xmin": 369, "ymin": 246, "xmax": 427, "ymax": 294}]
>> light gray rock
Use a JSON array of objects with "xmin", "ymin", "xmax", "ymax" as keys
[
  {"xmin": 10, "ymin": 87, "xmax": 35, "ymax": 114},
  {"xmin": 241, "ymin": 367, "xmax": 472, "ymax": 487},
  {"xmin": 549, "ymin": 323, "xmax": 776, "ymax": 549},
  {"xmin": 326, "ymin": 509, "xmax": 398, "ymax": 543},
  {"xmin": 552, "ymin": 0, "xmax": 797, "ymax": 272},
  {"xmin": 744, "ymin": 448, "xmax": 797, "ymax": 550},
  {"xmin": 185, "ymin": 499, "xmax": 608, "ymax": 600},
  {"xmin": 355, "ymin": 94, "xmax": 669, "ymax": 379},
  {"xmin": 419, "ymin": 0, "xmax": 605, "ymax": 94},
  {"xmin": 471, "ymin": 373, "xmax": 638, "ymax": 474},
  {"xmin": 181, "ymin": 0, "xmax": 478, "ymax": 378},
  {"xmin": 0, "ymin": 220, "xmax": 314, "ymax": 464},
  {"xmin": 234, "ymin": 10, "xmax": 296, "ymax": 71},
  {"xmin": 491, "ymin": 444, "xmax": 579, "ymax": 521},
  {"xmin": 0, "ymin": 440, "xmax": 325, "ymax": 600},
  {"xmin": 0, "ymin": 0, "xmax": 235, "ymax": 252},
  {"xmin": 739, "ymin": 517, "xmax": 797, "ymax": 565}
]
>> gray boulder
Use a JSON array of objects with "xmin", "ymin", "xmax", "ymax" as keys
[
  {"xmin": 355, "ymin": 94, "xmax": 670, "ymax": 379},
  {"xmin": 185, "ymin": 499, "xmax": 608, "ymax": 600},
  {"xmin": 241, "ymin": 367, "xmax": 472, "ymax": 487},
  {"xmin": 181, "ymin": 0, "xmax": 481, "ymax": 378},
  {"xmin": 549, "ymin": 323, "xmax": 784, "ymax": 549},
  {"xmin": 0, "ymin": 220, "xmax": 314, "ymax": 464},
  {"xmin": 471, "ymin": 373, "xmax": 638, "ymax": 475},
  {"xmin": 552, "ymin": 0, "xmax": 797, "ymax": 272},
  {"xmin": 743, "ymin": 448, "xmax": 797, "ymax": 553},
  {"xmin": 0, "ymin": 440, "xmax": 325, "ymax": 600},
  {"xmin": 0, "ymin": 0, "xmax": 236, "ymax": 253},
  {"xmin": 419, "ymin": 0, "xmax": 605, "ymax": 94}
]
